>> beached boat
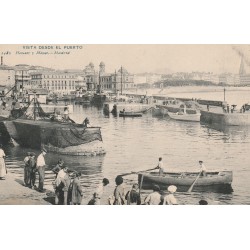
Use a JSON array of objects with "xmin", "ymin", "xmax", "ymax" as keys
[
  {"xmin": 119, "ymin": 111, "xmax": 142, "ymax": 117},
  {"xmin": 168, "ymin": 111, "xmax": 200, "ymax": 122},
  {"xmin": 138, "ymin": 171, "xmax": 233, "ymax": 192}
]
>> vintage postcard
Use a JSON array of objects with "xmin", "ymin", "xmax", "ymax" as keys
[{"xmin": 0, "ymin": 44, "xmax": 249, "ymax": 205}]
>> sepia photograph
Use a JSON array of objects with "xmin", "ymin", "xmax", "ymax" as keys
[
  {"xmin": 2, "ymin": 1, "xmax": 250, "ymax": 250},
  {"xmin": 0, "ymin": 44, "xmax": 250, "ymax": 205}
]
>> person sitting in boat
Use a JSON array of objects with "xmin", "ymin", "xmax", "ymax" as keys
[
  {"xmin": 163, "ymin": 185, "xmax": 178, "ymax": 205},
  {"xmin": 198, "ymin": 160, "xmax": 207, "ymax": 177},
  {"xmin": 54, "ymin": 110, "xmax": 62, "ymax": 121},
  {"xmin": 83, "ymin": 117, "xmax": 90, "ymax": 127},
  {"xmin": 144, "ymin": 184, "xmax": 161, "ymax": 205},
  {"xmin": 156, "ymin": 157, "xmax": 165, "ymax": 175},
  {"xmin": 63, "ymin": 107, "xmax": 69, "ymax": 121}
]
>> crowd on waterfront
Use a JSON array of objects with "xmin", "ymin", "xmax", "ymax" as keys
[{"xmin": 0, "ymin": 146, "xmax": 209, "ymax": 205}]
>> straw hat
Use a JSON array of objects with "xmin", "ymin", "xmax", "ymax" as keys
[{"xmin": 168, "ymin": 185, "xmax": 177, "ymax": 193}]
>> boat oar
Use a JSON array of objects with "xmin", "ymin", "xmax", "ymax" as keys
[
  {"xmin": 139, "ymin": 174, "xmax": 144, "ymax": 196},
  {"xmin": 120, "ymin": 167, "xmax": 158, "ymax": 177},
  {"xmin": 187, "ymin": 170, "xmax": 202, "ymax": 192}
]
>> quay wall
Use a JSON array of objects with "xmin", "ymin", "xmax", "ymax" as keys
[{"xmin": 201, "ymin": 111, "xmax": 250, "ymax": 126}]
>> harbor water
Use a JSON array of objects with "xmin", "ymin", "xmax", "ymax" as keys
[{"xmin": 3, "ymin": 86, "xmax": 250, "ymax": 205}]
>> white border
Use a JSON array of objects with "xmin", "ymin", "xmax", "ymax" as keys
[{"xmin": 1, "ymin": 0, "xmax": 250, "ymax": 249}]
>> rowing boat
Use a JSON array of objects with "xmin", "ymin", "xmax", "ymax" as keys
[
  {"xmin": 138, "ymin": 171, "xmax": 233, "ymax": 193},
  {"xmin": 119, "ymin": 111, "xmax": 142, "ymax": 117},
  {"xmin": 168, "ymin": 111, "xmax": 200, "ymax": 122}
]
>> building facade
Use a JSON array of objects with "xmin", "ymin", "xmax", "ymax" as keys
[
  {"xmin": 0, "ymin": 57, "xmax": 15, "ymax": 86},
  {"xmin": 30, "ymin": 71, "xmax": 83, "ymax": 94}
]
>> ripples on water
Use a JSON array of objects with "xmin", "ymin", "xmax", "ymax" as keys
[{"xmin": 3, "ymin": 92, "xmax": 250, "ymax": 205}]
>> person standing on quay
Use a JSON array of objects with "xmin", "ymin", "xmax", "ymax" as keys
[
  {"xmin": 71, "ymin": 172, "xmax": 83, "ymax": 205},
  {"xmin": 113, "ymin": 175, "xmax": 126, "ymax": 205},
  {"xmin": 23, "ymin": 152, "xmax": 31, "ymax": 186},
  {"xmin": 29, "ymin": 153, "xmax": 37, "ymax": 189},
  {"xmin": 0, "ymin": 144, "xmax": 7, "ymax": 180},
  {"xmin": 88, "ymin": 178, "xmax": 110, "ymax": 205},
  {"xmin": 144, "ymin": 185, "xmax": 161, "ymax": 205},
  {"xmin": 36, "ymin": 148, "xmax": 47, "ymax": 192},
  {"xmin": 126, "ymin": 183, "xmax": 141, "ymax": 205}
]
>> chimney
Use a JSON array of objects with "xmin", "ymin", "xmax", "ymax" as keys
[{"xmin": 1, "ymin": 56, "xmax": 3, "ymax": 66}]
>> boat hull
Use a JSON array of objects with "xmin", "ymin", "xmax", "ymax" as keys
[
  {"xmin": 168, "ymin": 112, "xmax": 200, "ymax": 122},
  {"xmin": 0, "ymin": 119, "xmax": 105, "ymax": 155},
  {"xmin": 138, "ymin": 171, "xmax": 233, "ymax": 193},
  {"xmin": 119, "ymin": 112, "xmax": 142, "ymax": 117}
]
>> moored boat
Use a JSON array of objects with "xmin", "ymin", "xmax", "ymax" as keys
[
  {"xmin": 138, "ymin": 171, "xmax": 233, "ymax": 193},
  {"xmin": 168, "ymin": 111, "xmax": 200, "ymax": 122},
  {"xmin": 119, "ymin": 111, "xmax": 142, "ymax": 117},
  {"xmin": 0, "ymin": 98, "xmax": 105, "ymax": 156}
]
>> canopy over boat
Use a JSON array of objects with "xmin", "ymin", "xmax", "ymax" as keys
[{"xmin": 138, "ymin": 171, "xmax": 233, "ymax": 193}]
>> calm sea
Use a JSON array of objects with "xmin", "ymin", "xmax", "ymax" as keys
[{"xmin": 3, "ymin": 86, "xmax": 250, "ymax": 205}]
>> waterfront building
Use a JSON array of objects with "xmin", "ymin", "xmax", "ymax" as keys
[
  {"xmin": 0, "ymin": 57, "xmax": 15, "ymax": 86},
  {"xmin": 239, "ymin": 56, "xmax": 250, "ymax": 85},
  {"xmin": 30, "ymin": 71, "xmax": 81, "ymax": 95},
  {"xmin": 83, "ymin": 62, "xmax": 98, "ymax": 90}
]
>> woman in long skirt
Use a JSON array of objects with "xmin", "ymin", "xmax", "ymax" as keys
[{"xmin": 0, "ymin": 144, "xmax": 7, "ymax": 180}]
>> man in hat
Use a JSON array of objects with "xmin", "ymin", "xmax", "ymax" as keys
[
  {"xmin": 163, "ymin": 185, "xmax": 178, "ymax": 205},
  {"xmin": 199, "ymin": 160, "xmax": 207, "ymax": 177},
  {"xmin": 23, "ymin": 152, "xmax": 31, "ymax": 186},
  {"xmin": 52, "ymin": 159, "xmax": 64, "ymax": 178},
  {"xmin": 144, "ymin": 184, "xmax": 161, "ymax": 205},
  {"xmin": 36, "ymin": 148, "xmax": 47, "ymax": 192}
]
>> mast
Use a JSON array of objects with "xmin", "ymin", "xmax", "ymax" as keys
[
  {"xmin": 114, "ymin": 69, "xmax": 117, "ymax": 93},
  {"xmin": 33, "ymin": 91, "xmax": 37, "ymax": 120},
  {"xmin": 21, "ymin": 70, "xmax": 24, "ymax": 95},
  {"xmin": 120, "ymin": 66, "xmax": 123, "ymax": 95}
]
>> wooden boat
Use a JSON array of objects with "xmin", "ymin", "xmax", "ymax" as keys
[
  {"xmin": 168, "ymin": 111, "xmax": 200, "ymax": 122},
  {"xmin": 0, "ymin": 99, "xmax": 105, "ymax": 156},
  {"xmin": 138, "ymin": 171, "xmax": 233, "ymax": 193},
  {"xmin": 119, "ymin": 111, "xmax": 142, "ymax": 117}
]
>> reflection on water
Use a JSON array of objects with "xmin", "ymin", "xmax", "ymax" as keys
[{"xmin": 3, "ymin": 95, "xmax": 250, "ymax": 204}]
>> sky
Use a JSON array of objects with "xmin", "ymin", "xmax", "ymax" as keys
[{"xmin": 1, "ymin": 44, "xmax": 250, "ymax": 74}]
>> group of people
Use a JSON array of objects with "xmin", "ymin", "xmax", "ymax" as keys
[
  {"xmin": 51, "ymin": 159, "xmax": 110, "ymax": 205},
  {"xmin": 2, "ymin": 146, "xmax": 209, "ymax": 205},
  {"xmin": 23, "ymin": 148, "xmax": 47, "ymax": 192},
  {"xmin": 108, "ymin": 174, "xmax": 178, "ymax": 205}
]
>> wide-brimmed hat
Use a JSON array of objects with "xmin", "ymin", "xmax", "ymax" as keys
[
  {"xmin": 199, "ymin": 160, "xmax": 203, "ymax": 163},
  {"xmin": 168, "ymin": 185, "xmax": 177, "ymax": 193}
]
